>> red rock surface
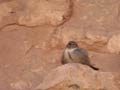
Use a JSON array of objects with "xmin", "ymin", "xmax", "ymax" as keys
[
  {"xmin": 36, "ymin": 64, "xmax": 120, "ymax": 90},
  {"xmin": 0, "ymin": 0, "xmax": 120, "ymax": 90}
]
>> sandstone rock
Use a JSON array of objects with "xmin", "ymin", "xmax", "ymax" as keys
[
  {"xmin": 1, "ymin": 0, "xmax": 120, "ymax": 90},
  {"xmin": 47, "ymin": 28, "xmax": 85, "ymax": 49},
  {"xmin": 85, "ymin": 31, "xmax": 108, "ymax": 45},
  {"xmin": 89, "ymin": 51, "xmax": 120, "ymax": 72},
  {"xmin": 49, "ymin": 0, "xmax": 120, "ymax": 52},
  {"xmin": 10, "ymin": 80, "xmax": 32, "ymax": 90},
  {"xmin": 0, "ymin": 0, "xmax": 19, "ymax": 29},
  {"xmin": 0, "ymin": 2, "xmax": 11, "ymax": 23},
  {"xmin": 51, "ymin": 28, "xmax": 108, "ymax": 46},
  {"xmin": 18, "ymin": 0, "xmax": 72, "ymax": 26},
  {"xmin": 107, "ymin": 34, "xmax": 120, "ymax": 54},
  {"xmin": 36, "ymin": 64, "xmax": 120, "ymax": 90}
]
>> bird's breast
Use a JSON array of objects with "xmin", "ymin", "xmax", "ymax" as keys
[{"xmin": 64, "ymin": 48, "xmax": 75, "ymax": 62}]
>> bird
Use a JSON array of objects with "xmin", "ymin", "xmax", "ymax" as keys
[{"xmin": 61, "ymin": 41, "xmax": 99, "ymax": 70}]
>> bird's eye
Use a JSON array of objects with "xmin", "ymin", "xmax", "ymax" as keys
[{"xmin": 69, "ymin": 43, "xmax": 72, "ymax": 45}]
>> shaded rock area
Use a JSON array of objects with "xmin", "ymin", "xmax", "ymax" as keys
[{"xmin": 0, "ymin": 0, "xmax": 120, "ymax": 90}]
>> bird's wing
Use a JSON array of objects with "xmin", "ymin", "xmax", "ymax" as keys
[
  {"xmin": 61, "ymin": 50, "xmax": 67, "ymax": 64},
  {"xmin": 71, "ymin": 48, "xmax": 90, "ymax": 64}
]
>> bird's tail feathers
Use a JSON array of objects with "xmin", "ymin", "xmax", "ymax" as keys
[{"xmin": 89, "ymin": 65, "xmax": 99, "ymax": 71}]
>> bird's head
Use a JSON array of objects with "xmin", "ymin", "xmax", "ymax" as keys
[{"xmin": 66, "ymin": 41, "xmax": 79, "ymax": 49}]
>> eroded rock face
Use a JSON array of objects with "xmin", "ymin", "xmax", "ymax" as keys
[
  {"xmin": 107, "ymin": 34, "xmax": 120, "ymax": 54},
  {"xmin": 36, "ymin": 64, "xmax": 120, "ymax": 90},
  {"xmin": 10, "ymin": 80, "xmax": 32, "ymax": 90},
  {"xmin": 18, "ymin": 0, "xmax": 72, "ymax": 26},
  {"xmin": 0, "ymin": 0, "xmax": 120, "ymax": 90},
  {"xmin": 48, "ymin": 0, "xmax": 120, "ymax": 53},
  {"xmin": 0, "ymin": 0, "xmax": 18, "ymax": 28}
]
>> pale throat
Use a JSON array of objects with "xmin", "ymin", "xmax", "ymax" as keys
[{"xmin": 65, "ymin": 48, "xmax": 77, "ymax": 53}]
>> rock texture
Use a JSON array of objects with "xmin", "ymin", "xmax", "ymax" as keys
[
  {"xmin": 11, "ymin": 80, "xmax": 32, "ymax": 90},
  {"xmin": 18, "ymin": 0, "xmax": 72, "ymax": 26},
  {"xmin": 107, "ymin": 34, "xmax": 120, "ymax": 54},
  {"xmin": 36, "ymin": 64, "xmax": 120, "ymax": 90},
  {"xmin": 0, "ymin": 0, "xmax": 120, "ymax": 90},
  {"xmin": 0, "ymin": 0, "xmax": 18, "ymax": 29},
  {"xmin": 49, "ymin": 0, "xmax": 120, "ymax": 53}
]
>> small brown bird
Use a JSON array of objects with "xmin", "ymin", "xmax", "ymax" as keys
[{"xmin": 61, "ymin": 41, "xmax": 99, "ymax": 70}]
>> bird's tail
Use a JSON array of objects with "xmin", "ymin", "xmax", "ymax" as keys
[{"xmin": 89, "ymin": 65, "xmax": 99, "ymax": 71}]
